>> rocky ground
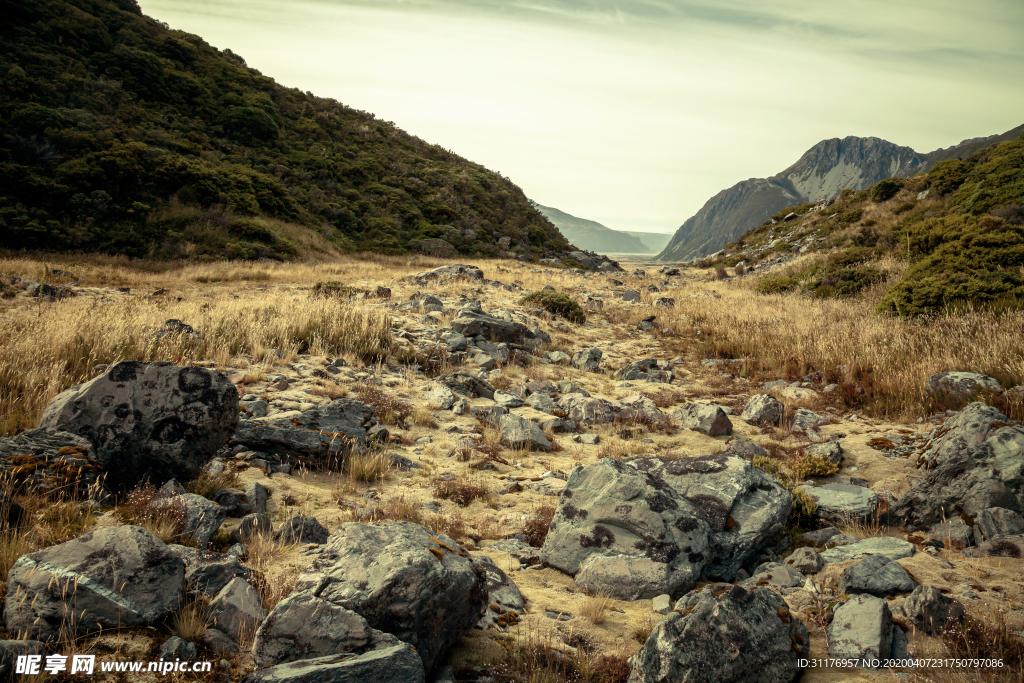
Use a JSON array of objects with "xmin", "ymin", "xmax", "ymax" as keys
[{"xmin": 1, "ymin": 257, "xmax": 1022, "ymax": 683}]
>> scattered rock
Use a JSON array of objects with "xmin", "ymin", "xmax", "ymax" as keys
[
  {"xmin": 629, "ymin": 585, "xmax": 808, "ymax": 683},
  {"xmin": 797, "ymin": 483, "xmax": 877, "ymax": 524},
  {"xmin": 902, "ymin": 585, "xmax": 966, "ymax": 634},
  {"xmin": 785, "ymin": 547, "xmax": 823, "ymax": 574},
  {"xmin": 232, "ymin": 398, "xmax": 375, "ymax": 464},
  {"xmin": 498, "ymin": 414, "xmax": 551, "ymax": 451},
  {"xmin": 572, "ymin": 347, "xmax": 603, "ymax": 372},
  {"xmin": 276, "ymin": 516, "xmax": 330, "ymax": 545},
  {"xmin": 615, "ymin": 358, "xmax": 672, "ymax": 383},
  {"xmin": 159, "ymin": 636, "xmax": 197, "ymax": 661},
  {"xmin": 838, "ymin": 555, "xmax": 917, "ymax": 597},
  {"xmin": 241, "ymin": 645, "xmax": 425, "ymax": 683},
  {"xmin": 38, "ymin": 360, "xmax": 239, "ymax": 493},
  {"xmin": 973, "ymin": 508, "xmax": 1024, "ymax": 543},
  {"xmin": 208, "ymin": 577, "xmax": 268, "ymax": 641},
  {"xmin": 827, "ymin": 594, "xmax": 894, "ymax": 667},
  {"xmin": 5, "ymin": 525, "xmax": 185, "ymax": 640},
  {"xmin": 674, "ymin": 403, "xmax": 733, "ymax": 437},
  {"xmin": 819, "ymin": 536, "xmax": 915, "ymax": 563},
  {"xmin": 235, "ymin": 513, "xmax": 273, "ymax": 543},
  {"xmin": 739, "ymin": 394, "xmax": 784, "ymax": 427},
  {"xmin": 197, "ymin": 628, "xmax": 240, "ymax": 656}
]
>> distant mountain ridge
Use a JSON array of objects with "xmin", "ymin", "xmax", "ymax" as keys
[
  {"xmin": 534, "ymin": 204, "xmax": 651, "ymax": 254},
  {"xmin": 658, "ymin": 123, "xmax": 1024, "ymax": 262}
]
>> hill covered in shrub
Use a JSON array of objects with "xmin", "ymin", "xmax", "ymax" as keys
[
  {"xmin": 703, "ymin": 131, "xmax": 1024, "ymax": 316},
  {"xmin": 0, "ymin": 0, "xmax": 572, "ymax": 260}
]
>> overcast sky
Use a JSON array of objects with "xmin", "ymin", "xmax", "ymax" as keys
[{"xmin": 139, "ymin": 0, "xmax": 1024, "ymax": 234}]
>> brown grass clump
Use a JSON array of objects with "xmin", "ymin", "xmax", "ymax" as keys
[
  {"xmin": 355, "ymin": 383, "xmax": 412, "ymax": 425},
  {"xmin": 590, "ymin": 654, "xmax": 632, "ymax": 683},
  {"xmin": 346, "ymin": 448, "xmax": 392, "ymax": 483},
  {"xmin": 432, "ymin": 475, "xmax": 488, "ymax": 507},
  {"xmin": 171, "ymin": 595, "xmax": 211, "ymax": 641},
  {"xmin": 522, "ymin": 505, "xmax": 556, "ymax": 547},
  {"xmin": 632, "ymin": 612, "xmax": 656, "ymax": 644},
  {"xmin": 186, "ymin": 467, "xmax": 240, "ymax": 498},
  {"xmin": 908, "ymin": 610, "xmax": 1024, "ymax": 683},
  {"xmin": 116, "ymin": 483, "xmax": 186, "ymax": 544},
  {"xmin": 580, "ymin": 592, "xmax": 613, "ymax": 625},
  {"xmin": 411, "ymin": 405, "xmax": 437, "ymax": 428}
]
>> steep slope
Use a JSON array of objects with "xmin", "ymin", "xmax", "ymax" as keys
[
  {"xmin": 658, "ymin": 124, "xmax": 1024, "ymax": 262},
  {"xmin": 621, "ymin": 231, "xmax": 672, "ymax": 252},
  {"xmin": 535, "ymin": 203, "xmax": 650, "ymax": 254},
  {"xmin": 704, "ymin": 131, "xmax": 1024, "ymax": 316},
  {"xmin": 0, "ymin": 0, "xmax": 570, "ymax": 260}
]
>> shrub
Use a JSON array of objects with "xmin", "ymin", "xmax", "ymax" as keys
[
  {"xmin": 117, "ymin": 483, "xmax": 186, "ymax": 543},
  {"xmin": 756, "ymin": 276, "xmax": 799, "ymax": 294},
  {"xmin": 870, "ymin": 178, "xmax": 900, "ymax": 202},
  {"xmin": 354, "ymin": 383, "xmax": 412, "ymax": 425},
  {"xmin": 520, "ymin": 291, "xmax": 586, "ymax": 324},
  {"xmin": 714, "ymin": 264, "xmax": 728, "ymax": 280},
  {"xmin": 522, "ymin": 505, "xmax": 556, "ymax": 547},
  {"xmin": 311, "ymin": 281, "xmax": 369, "ymax": 299},
  {"xmin": 432, "ymin": 475, "xmax": 487, "ymax": 506}
]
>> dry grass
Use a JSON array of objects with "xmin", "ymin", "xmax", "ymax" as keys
[
  {"xmin": 242, "ymin": 531, "xmax": 293, "ymax": 574},
  {"xmin": 432, "ymin": 475, "xmax": 488, "ymax": 507},
  {"xmin": 116, "ymin": 483, "xmax": 187, "ymax": 545},
  {"xmin": 171, "ymin": 596, "xmax": 211, "ymax": 641},
  {"xmin": 186, "ymin": 467, "xmax": 241, "ymax": 498},
  {"xmin": 631, "ymin": 612, "xmax": 657, "ymax": 644},
  {"xmin": 580, "ymin": 592, "xmax": 614, "ymax": 625},
  {"xmin": 522, "ymin": 505, "xmax": 557, "ymax": 547},
  {"xmin": 346, "ymin": 447, "xmax": 392, "ymax": 483},
  {"xmin": 411, "ymin": 405, "xmax": 438, "ymax": 428},
  {"xmin": 0, "ymin": 277, "xmax": 393, "ymax": 435}
]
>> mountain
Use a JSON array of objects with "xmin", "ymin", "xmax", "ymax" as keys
[
  {"xmin": 534, "ymin": 203, "xmax": 651, "ymax": 254},
  {"xmin": 622, "ymin": 231, "xmax": 672, "ymax": 253},
  {"xmin": 0, "ymin": 0, "xmax": 570, "ymax": 260},
  {"xmin": 657, "ymin": 123, "xmax": 1024, "ymax": 262}
]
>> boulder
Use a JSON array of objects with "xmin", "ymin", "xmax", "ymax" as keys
[
  {"xmin": 210, "ymin": 488, "xmax": 253, "ymax": 517},
  {"xmin": 450, "ymin": 310, "xmax": 528, "ymax": 343},
  {"xmin": 973, "ymin": 508, "xmax": 1024, "ymax": 543},
  {"xmin": 804, "ymin": 440, "xmax": 843, "ymax": 465},
  {"xmin": 0, "ymin": 428, "xmax": 104, "ymax": 500},
  {"xmin": 800, "ymin": 527, "xmax": 840, "ymax": 546},
  {"xmin": 276, "ymin": 516, "xmax": 330, "ymax": 545},
  {"xmin": 245, "ymin": 482, "xmax": 269, "ymax": 515},
  {"xmin": 790, "ymin": 409, "xmax": 829, "ymax": 436},
  {"xmin": 241, "ymin": 646, "xmax": 425, "ymax": 683},
  {"xmin": 827, "ymin": 594, "xmax": 893, "ymax": 667},
  {"xmin": 5, "ymin": 525, "xmax": 185, "ymax": 640},
  {"xmin": 885, "ymin": 403, "xmax": 1024, "ymax": 532},
  {"xmin": 232, "ymin": 398, "xmax": 374, "ymax": 465},
  {"xmin": 426, "ymin": 385, "xmax": 458, "ymax": 410},
  {"xmin": 159, "ymin": 636, "xmax": 197, "ymax": 661},
  {"xmin": 0, "ymin": 641, "xmax": 44, "ymax": 680},
  {"xmin": 728, "ymin": 439, "xmax": 769, "ymax": 461},
  {"xmin": 526, "ymin": 393, "xmax": 558, "ymax": 414},
  {"xmin": 499, "ymin": 414, "xmax": 551, "ymax": 451},
  {"xmin": 474, "ymin": 555, "xmax": 525, "ymax": 632},
  {"xmin": 236, "ymin": 513, "xmax": 273, "ymax": 543},
  {"xmin": 902, "ymin": 585, "xmax": 966, "ymax": 634},
  {"xmin": 37, "ymin": 360, "xmax": 238, "ymax": 493},
  {"xmin": 540, "ymin": 455, "xmax": 790, "ymax": 599},
  {"xmin": 208, "ymin": 577, "xmax": 268, "ymax": 641},
  {"xmin": 621, "ymin": 290, "xmax": 641, "ymax": 302},
  {"xmin": 572, "ymin": 347, "xmax": 603, "ymax": 372},
  {"xmin": 785, "ymin": 547, "xmax": 823, "ymax": 574},
  {"xmin": 926, "ymin": 371, "xmax": 1002, "ymax": 404},
  {"xmin": 558, "ymin": 395, "xmax": 617, "ymax": 425},
  {"xmin": 493, "ymin": 391, "xmax": 525, "ymax": 409},
  {"xmin": 153, "ymin": 491, "xmax": 226, "ymax": 549},
  {"xmin": 963, "ymin": 534, "xmax": 1024, "ymax": 558},
  {"xmin": 675, "ymin": 403, "xmax": 732, "ymax": 437},
  {"xmin": 615, "ymin": 358, "xmax": 672, "ymax": 383},
  {"xmin": 838, "ymin": 555, "xmax": 916, "ymax": 597},
  {"xmin": 739, "ymin": 395, "xmax": 784, "ymax": 427},
  {"xmin": 252, "ymin": 522, "xmax": 487, "ymax": 673},
  {"xmin": 180, "ymin": 551, "xmax": 258, "ymax": 598},
  {"xmin": 628, "ymin": 585, "xmax": 808, "ymax": 683},
  {"xmin": 412, "ymin": 264, "xmax": 483, "ymax": 282},
  {"xmin": 619, "ymin": 394, "xmax": 667, "ymax": 424},
  {"xmin": 819, "ymin": 536, "xmax": 915, "ymax": 563},
  {"xmin": 797, "ymin": 483, "xmax": 877, "ymax": 524},
  {"xmin": 197, "ymin": 627, "xmax": 240, "ymax": 655}
]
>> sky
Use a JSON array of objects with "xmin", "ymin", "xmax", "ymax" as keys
[{"xmin": 138, "ymin": 0, "xmax": 1024, "ymax": 235}]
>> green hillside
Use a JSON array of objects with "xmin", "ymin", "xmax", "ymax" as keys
[
  {"xmin": 0, "ymin": 0, "xmax": 571, "ymax": 260},
  {"xmin": 534, "ymin": 203, "xmax": 650, "ymax": 254},
  {"xmin": 704, "ymin": 132, "xmax": 1024, "ymax": 317}
]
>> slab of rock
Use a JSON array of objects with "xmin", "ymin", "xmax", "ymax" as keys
[
  {"xmin": 800, "ymin": 527, "xmax": 840, "ymax": 546},
  {"xmin": 728, "ymin": 438, "xmax": 769, "ymax": 461},
  {"xmin": 232, "ymin": 398, "xmax": 374, "ymax": 464},
  {"xmin": 674, "ymin": 403, "xmax": 733, "ymax": 437},
  {"xmin": 827, "ymin": 594, "xmax": 893, "ymax": 667},
  {"xmin": 963, "ymin": 534, "xmax": 1024, "ymax": 558},
  {"xmin": 974, "ymin": 508, "xmax": 1024, "ymax": 542},
  {"xmin": 886, "ymin": 403, "xmax": 1024, "ymax": 533},
  {"xmin": 739, "ymin": 394, "xmax": 784, "ymax": 427},
  {"xmin": 493, "ymin": 391, "xmax": 525, "ymax": 409},
  {"xmin": 797, "ymin": 483, "xmax": 877, "ymax": 524},
  {"xmin": 785, "ymin": 547, "xmax": 823, "ymax": 574},
  {"xmin": 5, "ymin": 525, "xmax": 185, "ymax": 640},
  {"xmin": 839, "ymin": 555, "xmax": 916, "ymax": 597},
  {"xmin": 474, "ymin": 555, "xmax": 525, "ymax": 632},
  {"xmin": 615, "ymin": 358, "xmax": 672, "ymax": 383},
  {"xmin": 242, "ymin": 645, "xmax": 425, "ymax": 683},
  {"xmin": 38, "ymin": 360, "xmax": 238, "ymax": 493},
  {"xmin": 572, "ymin": 347, "xmax": 603, "ymax": 372},
  {"xmin": 819, "ymin": 537, "xmax": 915, "ymax": 563},
  {"xmin": 902, "ymin": 585, "xmax": 966, "ymax": 634},
  {"xmin": 154, "ymin": 491, "xmax": 226, "ymax": 549},
  {"xmin": 159, "ymin": 636, "xmax": 197, "ymax": 661},
  {"xmin": 791, "ymin": 409, "xmax": 829, "ymax": 436},
  {"xmin": 805, "ymin": 441, "xmax": 843, "ymax": 465},
  {"xmin": 926, "ymin": 371, "xmax": 1002, "ymax": 404},
  {"xmin": 253, "ymin": 522, "xmax": 486, "ymax": 673},
  {"xmin": 0, "ymin": 428, "xmax": 104, "ymax": 500},
  {"xmin": 540, "ymin": 455, "xmax": 790, "ymax": 600},
  {"xmin": 629, "ymin": 585, "xmax": 808, "ymax": 683},
  {"xmin": 276, "ymin": 516, "xmax": 330, "ymax": 545},
  {"xmin": 208, "ymin": 577, "xmax": 268, "ymax": 641},
  {"xmin": 450, "ymin": 310, "xmax": 528, "ymax": 343}
]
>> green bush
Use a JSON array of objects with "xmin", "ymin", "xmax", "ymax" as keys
[
  {"xmin": 755, "ymin": 276, "xmax": 799, "ymax": 294},
  {"xmin": 520, "ymin": 290, "xmax": 586, "ymax": 324},
  {"xmin": 870, "ymin": 178, "xmax": 900, "ymax": 202}
]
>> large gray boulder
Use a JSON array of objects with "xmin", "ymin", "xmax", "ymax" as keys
[
  {"xmin": 499, "ymin": 413, "xmax": 551, "ymax": 451},
  {"xmin": 474, "ymin": 555, "xmax": 525, "ymax": 632},
  {"xmin": 37, "ymin": 360, "xmax": 238, "ymax": 493},
  {"xmin": 5, "ymin": 525, "xmax": 185, "ymax": 640},
  {"xmin": 885, "ymin": 403, "xmax": 1024, "ymax": 533},
  {"xmin": 674, "ymin": 404, "xmax": 733, "ymax": 436},
  {"xmin": 790, "ymin": 409, "xmax": 829, "ymax": 436},
  {"xmin": 450, "ymin": 310, "xmax": 528, "ymax": 343},
  {"xmin": 615, "ymin": 358, "xmax": 672, "ymax": 383},
  {"xmin": 208, "ymin": 577, "xmax": 268, "ymax": 641},
  {"xmin": 558, "ymin": 395, "xmax": 617, "ymax": 425},
  {"xmin": 926, "ymin": 371, "xmax": 1002, "ymax": 404},
  {"xmin": 819, "ymin": 536, "xmax": 915, "ymax": 563},
  {"xmin": 739, "ymin": 394, "xmax": 784, "ymax": 427},
  {"xmin": 838, "ymin": 555, "xmax": 917, "ymax": 597},
  {"xmin": 276, "ymin": 516, "xmax": 330, "ymax": 545},
  {"xmin": 253, "ymin": 522, "xmax": 486, "ymax": 673},
  {"xmin": 827, "ymin": 594, "xmax": 893, "ymax": 667},
  {"xmin": 154, "ymin": 491, "xmax": 226, "ymax": 549},
  {"xmin": 232, "ymin": 398, "xmax": 375, "ymax": 465},
  {"xmin": 973, "ymin": 507, "xmax": 1024, "ymax": 543},
  {"xmin": 241, "ymin": 645, "xmax": 425, "ymax": 683},
  {"xmin": 572, "ymin": 347, "xmax": 603, "ymax": 372},
  {"xmin": 540, "ymin": 455, "xmax": 790, "ymax": 600},
  {"xmin": 628, "ymin": 585, "xmax": 808, "ymax": 683},
  {"xmin": 172, "ymin": 547, "xmax": 258, "ymax": 598},
  {"xmin": 0, "ymin": 428, "xmax": 104, "ymax": 500}
]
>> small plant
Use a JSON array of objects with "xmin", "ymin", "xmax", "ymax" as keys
[
  {"xmin": 790, "ymin": 488, "xmax": 818, "ymax": 527},
  {"xmin": 714, "ymin": 264, "xmax": 728, "ymax": 280},
  {"xmin": 411, "ymin": 405, "xmax": 437, "ymax": 428},
  {"xmin": 522, "ymin": 505, "xmax": 556, "ymax": 547},
  {"xmin": 171, "ymin": 595, "xmax": 211, "ymax": 641},
  {"xmin": 520, "ymin": 291, "xmax": 587, "ymax": 324},
  {"xmin": 734, "ymin": 263, "xmax": 745, "ymax": 277},
  {"xmin": 870, "ymin": 178, "xmax": 900, "ymax": 202},
  {"xmin": 355, "ymin": 382, "xmax": 412, "ymax": 425},
  {"xmin": 580, "ymin": 592, "xmax": 613, "ymax": 625},
  {"xmin": 632, "ymin": 612, "xmax": 656, "ymax": 643},
  {"xmin": 118, "ymin": 483, "xmax": 186, "ymax": 544},
  {"xmin": 790, "ymin": 449, "xmax": 840, "ymax": 481},
  {"xmin": 432, "ymin": 475, "xmax": 487, "ymax": 507},
  {"xmin": 346, "ymin": 447, "xmax": 391, "ymax": 482},
  {"xmin": 752, "ymin": 454, "xmax": 779, "ymax": 475},
  {"xmin": 186, "ymin": 467, "xmax": 240, "ymax": 498}
]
